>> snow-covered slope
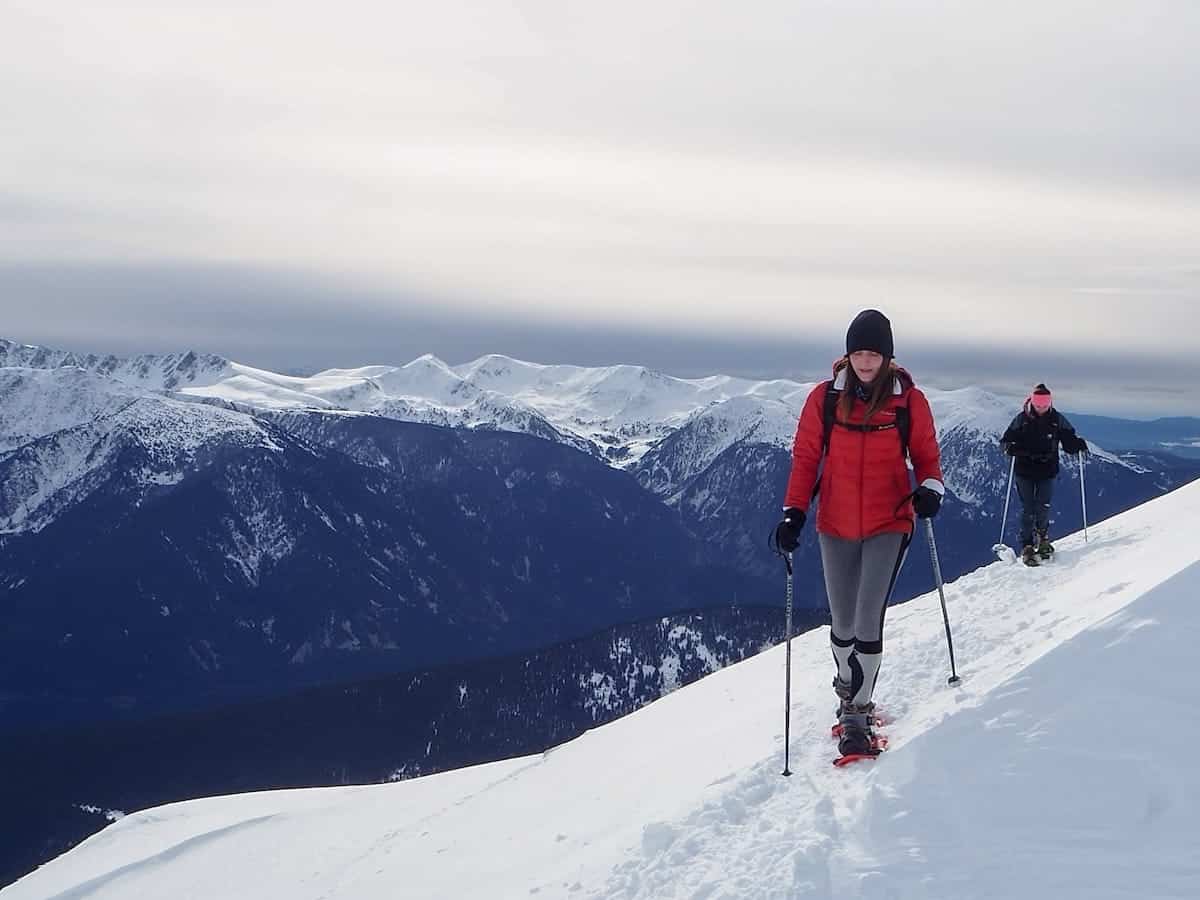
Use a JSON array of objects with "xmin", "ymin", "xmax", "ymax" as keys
[
  {"xmin": 0, "ymin": 367, "xmax": 146, "ymax": 452},
  {"xmin": 633, "ymin": 394, "xmax": 801, "ymax": 497},
  {"xmin": 0, "ymin": 386, "xmax": 283, "ymax": 535},
  {"xmin": 11, "ymin": 481, "xmax": 1200, "ymax": 899}
]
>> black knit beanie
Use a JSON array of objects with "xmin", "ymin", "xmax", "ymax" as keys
[{"xmin": 846, "ymin": 309, "xmax": 894, "ymax": 357}]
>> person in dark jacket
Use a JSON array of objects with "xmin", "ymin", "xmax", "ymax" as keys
[
  {"xmin": 773, "ymin": 309, "xmax": 944, "ymax": 758},
  {"xmin": 1000, "ymin": 383, "xmax": 1088, "ymax": 566}
]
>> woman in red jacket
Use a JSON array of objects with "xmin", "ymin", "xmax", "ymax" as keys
[{"xmin": 774, "ymin": 309, "xmax": 944, "ymax": 758}]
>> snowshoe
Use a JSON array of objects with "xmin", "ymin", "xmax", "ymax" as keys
[{"xmin": 1021, "ymin": 545, "xmax": 1040, "ymax": 567}]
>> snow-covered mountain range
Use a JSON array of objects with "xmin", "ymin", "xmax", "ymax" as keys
[
  {"xmin": 1, "ymin": 403, "xmax": 742, "ymax": 727},
  {"xmin": 8, "ymin": 469, "xmax": 1200, "ymax": 900},
  {"xmin": 3, "ymin": 336, "xmax": 1197, "ymax": 733},
  {"xmin": 0, "ymin": 337, "xmax": 1169, "ymax": 536},
  {"xmin": 7, "ymin": 339, "xmax": 1198, "ymax": 475},
  {"xmin": 0, "ymin": 338, "xmax": 805, "ymax": 470},
  {"xmin": 4, "ymin": 336, "xmax": 1200, "ymax": 890},
  {"xmin": 0, "ymin": 339, "xmax": 1050, "ymax": 479}
]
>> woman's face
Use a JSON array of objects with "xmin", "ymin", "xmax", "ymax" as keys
[{"xmin": 850, "ymin": 350, "xmax": 884, "ymax": 384}]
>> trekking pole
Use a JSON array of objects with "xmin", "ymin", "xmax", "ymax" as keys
[
  {"xmin": 992, "ymin": 456, "xmax": 1015, "ymax": 556},
  {"xmin": 782, "ymin": 552, "xmax": 794, "ymax": 776},
  {"xmin": 1079, "ymin": 452, "xmax": 1089, "ymax": 543},
  {"xmin": 924, "ymin": 519, "xmax": 961, "ymax": 685}
]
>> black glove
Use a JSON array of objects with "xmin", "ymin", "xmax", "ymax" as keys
[
  {"xmin": 1002, "ymin": 442, "xmax": 1027, "ymax": 457},
  {"xmin": 774, "ymin": 508, "xmax": 806, "ymax": 552},
  {"xmin": 1072, "ymin": 438, "xmax": 1089, "ymax": 456},
  {"xmin": 912, "ymin": 486, "xmax": 942, "ymax": 519}
]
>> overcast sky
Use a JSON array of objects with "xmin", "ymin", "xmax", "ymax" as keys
[{"xmin": 2, "ymin": 1, "xmax": 1198, "ymax": 416}]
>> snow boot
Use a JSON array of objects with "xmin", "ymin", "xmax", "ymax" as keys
[
  {"xmin": 832, "ymin": 676, "xmax": 852, "ymax": 717},
  {"xmin": 1037, "ymin": 531, "xmax": 1055, "ymax": 560},
  {"xmin": 834, "ymin": 678, "xmax": 876, "ymax": 721},
  {"xmin": 1021, "ymin": 544, "xmax": 1040, "ymax": 567},
  {"xmin": 836, "ymin": 705, "xmax": 877, "ymax": 758}
]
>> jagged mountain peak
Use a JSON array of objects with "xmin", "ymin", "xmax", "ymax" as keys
[{"xmin": 0, "ymin": 338, "xmax": 232, "ymax": 391}]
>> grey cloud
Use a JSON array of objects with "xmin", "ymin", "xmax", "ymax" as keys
[
  {"xmin": 2, "ymin": 3, "xmax": 1198, "ymax": 399},
  {"xmin": 2, "ymin": 262, "xmax": 1195, "ymax": 418}
]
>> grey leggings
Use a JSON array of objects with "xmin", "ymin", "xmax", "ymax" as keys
[{"xmin": 819, "ymin": 531, "xmax": 909, "ymax": 707}]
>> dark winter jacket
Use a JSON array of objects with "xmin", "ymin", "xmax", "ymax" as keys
[{"xmin": 1000, "ymin": 405, "xmax": 1087, "ymax": 480}]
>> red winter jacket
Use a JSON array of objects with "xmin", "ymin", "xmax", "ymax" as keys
[{"xmin": 784, "ymin": 361, "xmax": 944, "ymax": 541}]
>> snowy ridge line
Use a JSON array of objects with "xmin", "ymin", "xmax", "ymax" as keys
[
  {"xmin": 7, "ymin": 480, "xmax": 1200, "ymax": 899},
  {"xmin": 3, "ymin": 341, "xmax": 1150, "ymax": 528},
  {"xmin": 3, "ymin": 338, "xmax": 1051, "ymax": 471}
]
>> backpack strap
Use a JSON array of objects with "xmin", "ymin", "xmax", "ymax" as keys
[
  {"xmin": 895, "ymin": 404, "xmax": 911, "ymax": 461},
  {"xmin": 812, "ymin": 381, "xmax": 838, "ymax": 502},
  {"xmin": 821, "ymin": 381, "xmax": 839, "ymax": 456}
]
